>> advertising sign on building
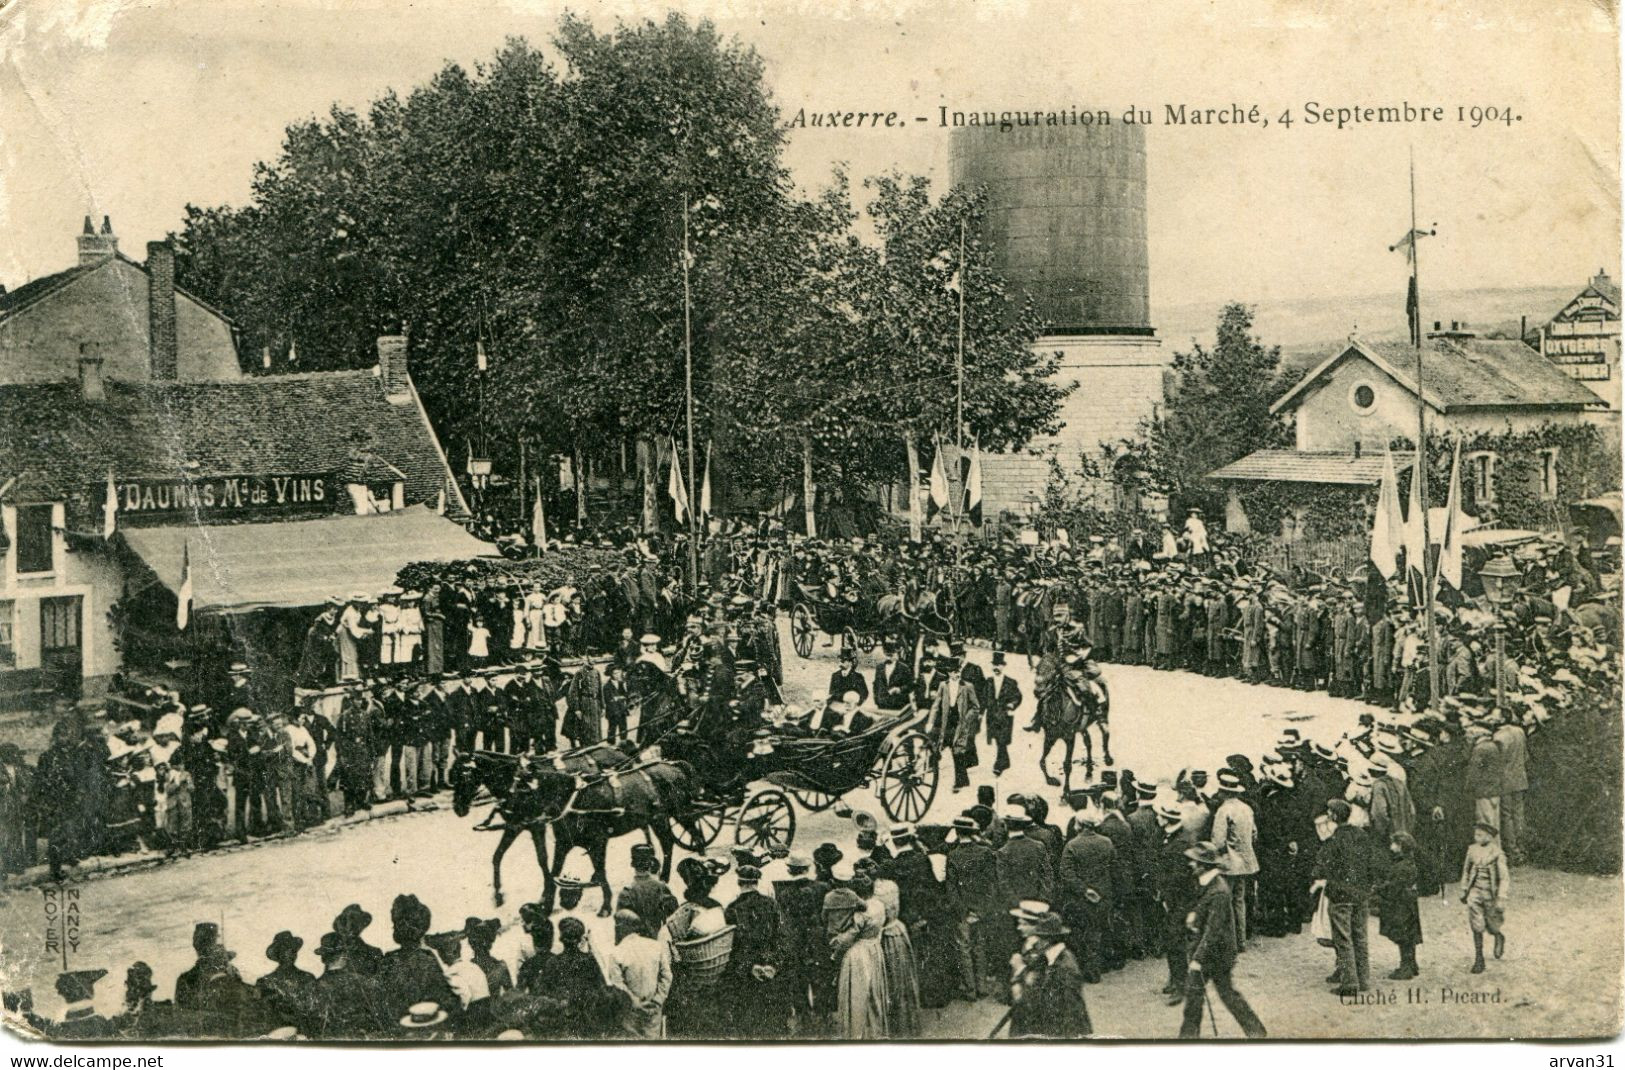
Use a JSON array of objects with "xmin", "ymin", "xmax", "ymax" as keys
[{"xmin": 103, "ymin": 473, "xmax": 333, "ymax": 523}]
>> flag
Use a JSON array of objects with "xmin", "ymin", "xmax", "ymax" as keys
[
  {"xmin": 435, "ymin": 482, "xmax": 446, "ymax": 516},
  {"xmin": 476, "ymin": 340, "xmax": 488, "ymax": 373},
  {"xmin": 963, "ymin": 443, "xmax": 983, "ymax": 526},
  {"xmin": 176, "ymin": 541, "xmax": 193, "ymax": 631},
  {"xmin": 287, "ymin": 339, "xmax": 299, "ymax": 365},
  {"xmin": 531, "ymin": 475, "xmax": 547, "ymax": 550},
  {"xmin": 465, "ymin": 441, "xmax": 475, "ymax": 475},
  {"xmin": 668, "ymin": 438, "xmax": 690, "ymax": 523},
  {"xmin": 1388, "ymin": 228, "xmax": 1431, "ymax": 262},
  {"xmin": 927, "ymin": 445, "xmax": 950, "ymax": 521},
  {"xmin": 1405, "ymin": 276, "xmax": 1420, "ymax": 347},
  {"xmin": 1440, "ymin": 442, "xmax": 1467, "ymax": 590},
  {"xmin": 698, "ymin": 442, "xmax": 713, "ymax": 520},
  {"xmin": 261, "ymin": 347, "xmax": 272, "ymax": 371},
  {"xmin": 1402, "ymin": 445, "xmax": 1427, "ymax": 595},
  {"xmin": 102, "ymin": 471, "xmax": 118, "ymax": 539},
  {"xmin": 1369, "ymin": 447, "xmax": 1403, "ymax": 579}
]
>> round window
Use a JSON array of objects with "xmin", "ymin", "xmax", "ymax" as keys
[{"xmin": 1351, "ymin": 383, "xmax": 1376, "ymax": 413}]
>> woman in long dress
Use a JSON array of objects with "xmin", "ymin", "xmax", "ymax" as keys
[
  {"xmin": 856, "ymin": 861, "xmax": 920, "ymax": 1037},
  {"xmin": 823, "ymin": 887, "xmax": 888, "ymax": 1040}
]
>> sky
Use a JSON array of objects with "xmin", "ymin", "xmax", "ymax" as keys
[{"xmin": 0, "ymin": 0, "xmax": 1618, "ymax": 322}]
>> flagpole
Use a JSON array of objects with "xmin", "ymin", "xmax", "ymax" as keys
[
  {"xmin": 681, "ymin": 194, "xmax": 700, "ymax": 593},
  {"xmin": 1410, "ymin": 152, "xmax": 1440, "ymax": 709},
  {"xmin": 953, "ymin": 219, "xmax": 967, "ymax": 577}
]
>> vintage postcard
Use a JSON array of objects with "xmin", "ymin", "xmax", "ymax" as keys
[{"xmin": 0, "ymin": 0, "xmax": 1618, "ymax": 1047}]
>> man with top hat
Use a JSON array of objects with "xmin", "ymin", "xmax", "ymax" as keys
[
  {"xmin": 1126, "ymin": 778, "xmax": 1166, "ymax": 956},
  {"xmin": 1179, "ymin": 841, "xmax": 1267, "ymax": 1037},
  {"xmin": 872, "ymin": 639, "xmax": 914, "ymax": 712},
  {"xmin": 1209, "ymin": 768, "xmax": 1260, "ymax": 949},
  {"xmin": 826, "ymin": 650, "xmax": 869, "ymax": 709},
  {"xmin": 945, "ymin": 812, "xmax": 1002, "ymax": 1000},
  {"xmin": 931, "ymin": 658, "xmax": 982, "ymax": 792},
  {"xmin": 984, "ymin": 650, "xmax": 1022, "ymax": 777}
]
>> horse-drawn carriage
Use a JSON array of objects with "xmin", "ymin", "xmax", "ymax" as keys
[
  {"xmin": 658, "ymin": 707, "xmax": 941, "ymax": 855},
  {"xmin": 453, "ymin": 708, "xmax": 941, "ymax": 913},
  {"xmin": 788, "ymin": 584, "xmax": 953, "ymax": 660}
]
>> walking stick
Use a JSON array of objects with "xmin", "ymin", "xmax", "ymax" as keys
[{"xmin": 1204, "ymin": 981, "xmax": 1220, "ymax": 1037}]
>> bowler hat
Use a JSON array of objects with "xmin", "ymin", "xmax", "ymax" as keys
[{"xmin": 265, "ymin": 930, "xmax": 303, "ymax": 963}]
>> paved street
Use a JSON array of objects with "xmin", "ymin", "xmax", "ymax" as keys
[{"xmin": 0, "ymin": 624, "xmax": 1617, "ymax": 1038}]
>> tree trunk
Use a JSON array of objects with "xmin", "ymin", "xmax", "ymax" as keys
[
  {"xmin": 904, "ymin": 429, "xmax": 922, "ymax": 542},
  {"xmin": 801, "ymin": 434, "xmax": 817, "ymax": 539},
  {"xmin": 637, "ymin": 435, "xmax": 658, "ymax": 534}
]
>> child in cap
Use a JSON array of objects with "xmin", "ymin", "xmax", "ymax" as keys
[{"xmin": 1460, "ymin": 821, "xmax": 1510, "ymax": 973}]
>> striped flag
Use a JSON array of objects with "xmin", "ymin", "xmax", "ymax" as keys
[
  {"xmin": 1369, "ymin": 447, "xmax": 1403, "ymax": 579},
  {"xmin": 1403, "ymin": 445, "xmax": 1427, "ymax": 599},
  {"xmin": 699, "ymin": 441, "xmax": 713, "ymax": 520},
  {"xmin": 476, "ymin": 339, "xmax": 488, "ymax": 374},
  {"xmin": 927, "ymin": 445, "xmax": 950, "ymax": 521},
  {"xmin": 668, "ymin": 438, "xmax": 690, "ymax": 523},
  {"xmin": 176, "ymin": 541, "xmax": 193, "ymax": 631},
  {"xmin": 103, "ymin": 471, "xmax": 118, "ymax": 539},
  {"xmin": 1439, "ymin": 442, "xmax": 1467, "ymax": 590},
  {"xmin": 962, "ymin": 443, "xmax": 984, "ymax": 526},
  {"xmin": 531, "ymin": 475, "xmax": 547, "ymax": 550}
]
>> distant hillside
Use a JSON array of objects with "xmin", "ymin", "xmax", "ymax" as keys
[{"xmin": 1152, "ymin": 285, "xmax": 1574, "ymax": 375}]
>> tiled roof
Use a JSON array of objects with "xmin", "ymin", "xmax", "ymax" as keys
[
  {"xmin": 0, "ymin": 371, "xmax": 461, "ymax": 527},
  {"xmin": 1273, "ymin": 337, "xmax": 1604, "ymax": 415},
  {"xmin": 0, "ymin": 262, "xmax": 102, "ymax": 322},
  {"xmin": 1207, "ymin": 449, "xmax": 1403, "ymax": 486}
]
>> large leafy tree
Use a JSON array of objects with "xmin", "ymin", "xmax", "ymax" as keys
[
  {"xmin": 1143, "ymin": 302, "xmax": 1295, "ymax": 511},
  {"xmin": 171, "ymin": 15, "xmax": 1067, "ymax": 527}
]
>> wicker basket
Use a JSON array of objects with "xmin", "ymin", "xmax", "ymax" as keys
[{"xmin": 672, "ymin": 925, "xmax": 736, "ymax": 989}]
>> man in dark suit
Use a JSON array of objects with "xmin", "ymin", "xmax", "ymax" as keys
[
  {"xmin": 1180, "ymin": 841, "xmax": 1267, "ymax": 1038},
  {"xmin": 984, "ymin": 652, "xmax": 1022, "ymax": 777},
  {"xmin": 911, "ymin": 652, "xmax": 941, "ymax": 711},
  {"xmin": 602, "ymin": 663, "xmax": 633, "ymax": 744},
  {"xmin": 872, "ymin": 641, "xmax": 914, "ymax": 711},
  {"xmin": 1058, "ymin": 806, "xmax": 1115, "ymax": 982},
  {"xmin": 945, "ymin": 815, "xmax": 1002, "ymax": 999},
  {"xmin": 807, "ymin": 693, "xmax": 872, "ymax": 737},
  {"xmin": 826, "ymin": 652, "xmax": 869, "ymax": 708}
]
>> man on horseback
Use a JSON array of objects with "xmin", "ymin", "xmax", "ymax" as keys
[{"xmin": 1034, "ymin": 631, "xmax": 1113, "ymax": 791}]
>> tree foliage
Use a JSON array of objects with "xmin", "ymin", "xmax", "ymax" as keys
[
  {"xmin": 171, "ymin": 15, "xmax": 1067, "ymax": 516},
  {"xmin": 1141, "ymin": 302, "xmax": 1295, "ymax": 514}
]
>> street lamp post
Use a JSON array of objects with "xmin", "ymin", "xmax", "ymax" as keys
[{"xmin": 1478, "ymin": 555, "xmax": 1520, "ymax": 713}]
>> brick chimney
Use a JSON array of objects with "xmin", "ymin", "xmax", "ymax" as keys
[
  {"xmin": 147, "ymin": 240, "xmax": 177, "ymax": 381},
  {"xmin": 77, "ymin": 214, "xmax": 118, "ymax": 264},
  {"xmin": 78, "ymin": 343, "xmax": 105, "ymax": 402},
  {"xmin": 376, "ymin": 334, "xmax": 410, "ymax": 400}
]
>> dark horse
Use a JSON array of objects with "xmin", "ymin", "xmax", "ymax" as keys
[
  {"xmin": 1034, "ymin": 649, "xmax": 1113, "ymax": 790},
  {"xmin": 451, "ymin": 745, "xmax": 710, "ymax": 916}
]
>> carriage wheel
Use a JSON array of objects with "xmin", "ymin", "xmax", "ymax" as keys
[
  {"xmin": 668, "ymin": 808, "xmax": 725, "ymax": 853},
  {"xmin": 787, "ymin": 786, "xmax": 839, "ymax": 813},
  {"xmin": 735, "ymin": 789, "xmax": 796, "ymax": 853},
  {"xmin": 791, "ymin": 604, "xmax": 816, "ymax": 658},
  {"xmin": 876, "ymin": 731, "xmax": 939, "ymax": 824}
]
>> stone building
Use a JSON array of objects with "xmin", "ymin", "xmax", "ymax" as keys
[{"xmin": 0, "ymin": 217, "xmax": 478, "ymax": 702}]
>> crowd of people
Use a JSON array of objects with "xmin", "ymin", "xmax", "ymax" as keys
[{"xmin": 0, "ymin": 511, "xmax": 1616, "ymax": 1040}]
